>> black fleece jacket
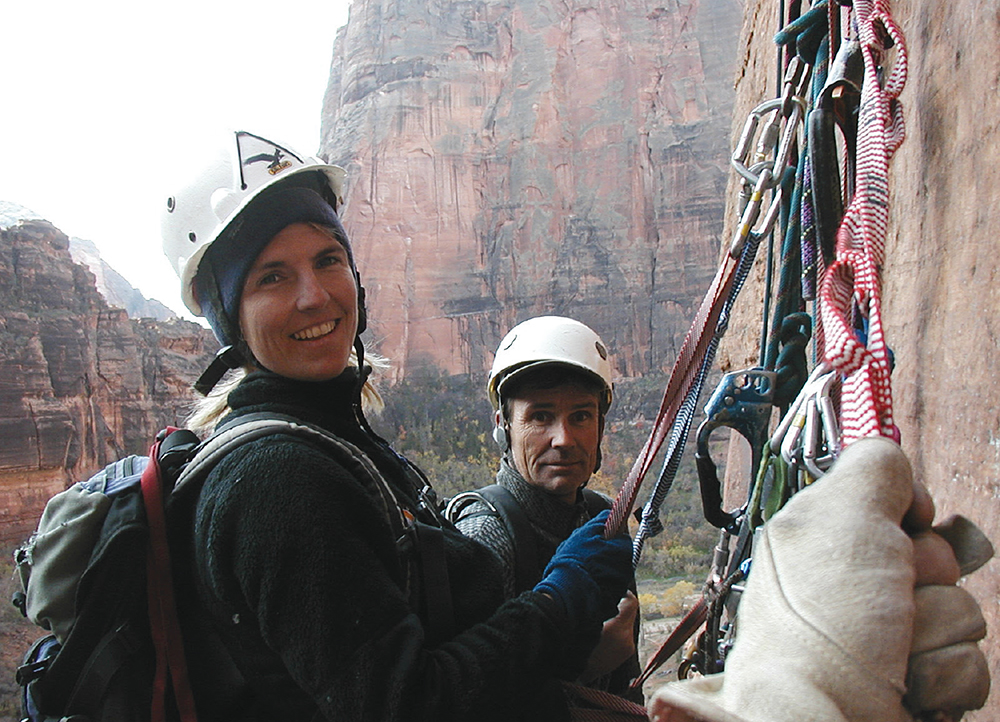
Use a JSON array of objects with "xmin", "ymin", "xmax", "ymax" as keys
[{"xmin": 176, "ymin": 371, "xmax": 597, "ymax": 722}]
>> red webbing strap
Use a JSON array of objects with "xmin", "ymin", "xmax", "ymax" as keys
[
  {"xmin": 142, "ymin": 431, "xmax": 199, "ymax": 722},
  {"xmin": 604, "ymin": 252, "xmax": 742, "ymax": 538},
  {"xmin": 818, "ymin": 0, "xmax": 906, "ymax": 445},
  {"xmin": 628, "ymin": 597, "xmax": 709, "ymax": 692},
  {"xmin": 561, "ymin": 680, "xmax": 649, "ymax": 720}
]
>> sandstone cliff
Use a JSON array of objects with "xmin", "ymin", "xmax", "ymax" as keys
[
  {"xmin": 0, "ymin": 220, "xmax": 218, "ymax": 546},
  {"xmin": 0, "ymin": 201, "xmax": 174, "ymax": 322},
  {"xmin": 320, "ymin": 0, "xmax": 743, "ymax": 381}
]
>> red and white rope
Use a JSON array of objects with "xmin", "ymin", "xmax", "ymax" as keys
[{"xmin": 818, "ymin": 0, "xmax": 907, "ymax": 444}]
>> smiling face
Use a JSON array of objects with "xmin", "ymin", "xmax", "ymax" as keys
[
  {"xmin": 504, "ymin": 382, "xmax": 603, "ymax": 505},
  {"xmin": 238, "ymin": 222, "xmax": 358, "ymax": 383}
]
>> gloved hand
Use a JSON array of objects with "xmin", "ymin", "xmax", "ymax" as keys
[
  {"xmin": 649, "ymin": 437, "xmax": 992, "ymax": 722},
  {"xmin": 534, "ymin": 509, "xmax": 633, "ymax": 631},
  {"xmin": 905, "ymin": 514, "xmax": 992, "ymax": 715}
]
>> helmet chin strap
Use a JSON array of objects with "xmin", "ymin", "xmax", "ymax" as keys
[
  {"xmin": 593, "ymin": 414, "xmax": 605, "ymax": 473},
  {"xmin": 194, "ymin": 345, "xmax": 247, "ymax": 396},
  {"xmin": 356, "ymin": 282, "xmax": 368, "ymax": 335},
  {"xmin": 352, "ymin": 334, "xmax": 381, "ymax": 439},
  {"xmin": 492, "ymin": 405, "xmax": 511, "ymax": 455}
]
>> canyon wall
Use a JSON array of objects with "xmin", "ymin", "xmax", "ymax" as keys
[
  {"xmin": 320, "ymin": 0, "xmax": 743, "ymax": 381},
  {"xmin": 0, "ymin": 220, "xmax": 218, "ymax": 546}
]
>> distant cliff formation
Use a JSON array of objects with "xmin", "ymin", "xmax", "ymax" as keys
[
  {"xmin": 0, "ymin": 201, "xmax": 174, "ymax": 322},
  {"xmin": 0, "ymin": 220, "xmax": 218, "ymax": 545},
  {"xmin": 69, "ymin": 237, "xmax": 176, "ymax": 321},
  {"xmin": 320, "ymin": 0, "xmax": 743, "ymax": 380}
]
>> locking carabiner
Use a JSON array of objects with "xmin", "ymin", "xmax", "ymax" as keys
[{"xmin": 695, "ymin": 369, "xmax": 777, "ymax": 532}]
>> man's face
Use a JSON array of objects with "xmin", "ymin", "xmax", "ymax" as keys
[{"xmin": 504, "ymin": 383, "xmax": 603, "ymax": 505}]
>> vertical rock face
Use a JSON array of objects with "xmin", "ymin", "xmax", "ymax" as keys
[
  {"xmin": 321, "ymin": 0, "xmax": 743, "ymax": 380},
  {"xmin": 0, "ymin": 221, "xmax": 218, "ymax": 545}
]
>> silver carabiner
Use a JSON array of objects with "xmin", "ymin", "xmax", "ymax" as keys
[
  {"xmin": 770, "ymin": 363, "xmax": 829, "ymax": 453},
  {"xmin": 803, "ymin": 372, "xmax": 841, "ymax": 477},
  {"xmin": 732, "ymin": 98, "xmax": 784, "ymax": 185},
  {"xmin": 728, "ymin": 57, "xmax": 812, "ymax": 257},
  {"xmin": 773, "ymin": 365, "xmax": 841, "ymax": 478}
]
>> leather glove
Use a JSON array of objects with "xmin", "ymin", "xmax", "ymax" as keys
[
  {"xmin": 534, "ymin": 509, "xmax": 633, "ymax": 630},
  {"xmin": 649, "ymin": 437, "xmax": 992, "ymax": 722},
  {"xmin": 905, "ymin": 515, "xmax": 992, "ymax": 716}
]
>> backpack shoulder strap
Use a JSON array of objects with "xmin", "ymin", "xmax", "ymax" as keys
[
  {"xmin": 142, "ymin": 433, "xmax": 198, "ymax": 722},
  {"xmin": 174, "ymin": 412, "xmax": 453, "ymax": 642},
  {"xmin": 473, "ymin": 485, "xmax": 540, "ymax": 594},
  {"xmin": 173, "ymin": 413, "xmax": 409, "ymax": 540}
]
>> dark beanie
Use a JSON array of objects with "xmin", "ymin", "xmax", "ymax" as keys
[{"xmin": 194, "ymin": 185, "xmax": 356, "ymax": 346}]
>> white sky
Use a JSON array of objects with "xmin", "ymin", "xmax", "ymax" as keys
[{"xmin": 1, "ymin": 0, "xmax": 352, "ymax": 318}]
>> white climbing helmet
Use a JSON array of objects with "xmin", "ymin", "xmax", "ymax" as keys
[
  {"xmin": 488, "ymin": 316, "xmax": 614, "ymax": 411},
  {"xmin": 161, "ymin": 130, "xmax": 346, "ymax": 316}
]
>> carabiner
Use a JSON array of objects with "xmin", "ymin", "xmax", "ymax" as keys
[
  {"xmin": 771, "ymin": 363, "xmax": 841, "ymax": 479},
  {"xmin": 728, "ymin": 57, "xmax": 812, "ymax": 257},
  {"xmin": 803, "ymin": 372, "xmax": 841, "ymax": 477},
  {"xmin": 695, "ymin": 369, "xmax": 777, "ymax": 532}
]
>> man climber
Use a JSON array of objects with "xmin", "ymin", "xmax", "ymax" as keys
[
  {"xmin": 448, "ymin": 316, "xmax": 992, "ymax": 721},
  {"xmin": 448, "ymin": 315, "xmax": 642, "ymax": 699}
]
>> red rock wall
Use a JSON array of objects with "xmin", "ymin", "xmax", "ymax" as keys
[
  {"xmin": 0, "ymin": 221, "xmax": 219, "ymax": 547},
  {"xmin": 715, "ymin": 2, "xmax": 1000, "ymax": 718},
  {"xmin": 321, "ymin": 0, "xmax": 744, "ymax": 381}
]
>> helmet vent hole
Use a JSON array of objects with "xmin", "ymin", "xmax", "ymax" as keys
[
  {"xmin": 166, "ymin": 197, "xmax": 176, "ymax": 212},
  {"xmin": 188, "ymin": 232, "xmax": 197, "ymax": 243}
]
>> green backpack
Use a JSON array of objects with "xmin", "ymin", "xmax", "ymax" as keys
[{"xmin": 13, "ymin": 414, "xmax": 414, "ymax": 722}]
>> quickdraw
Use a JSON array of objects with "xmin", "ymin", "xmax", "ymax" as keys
[
  {"xmin": 731, "ymin": 55, "xmax": 812, "ymax": 257},
  {"xmin": 808, "ymin": 39, "xmax": 863, "ymax": 273}
]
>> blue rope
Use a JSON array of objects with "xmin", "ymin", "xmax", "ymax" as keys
[
  {"xmin": 764, "ymin": 5, "xmax": 832, "ymax": 405},
  {"xmin": 632, "ymin": 230, "xmax": 764, "ymax": 565}
]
